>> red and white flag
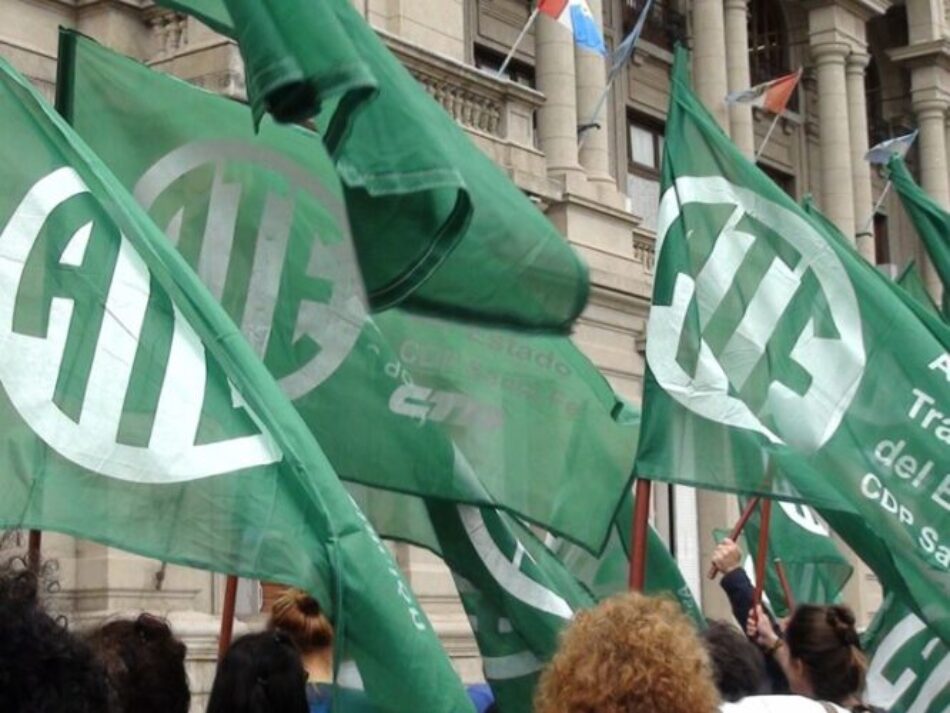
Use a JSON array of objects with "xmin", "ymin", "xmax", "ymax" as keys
[{"xmin": 725, "ymin": 69, "xmax": 802, "ymax": 115}]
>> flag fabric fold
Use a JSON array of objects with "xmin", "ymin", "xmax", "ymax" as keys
[
  {"xmin": 636, "ymin": 47, "xmax": 950, "ymax": 642},
  {"xmin": 864, "ymin": 593, "xmax": 949, "ymax": 713},
  {"xmin": 897, "ymin": 261, "xmax": 943, "ymax": 318},
  {"xmin": 154, "ymin": 0, "xmax": 590, "ymax": 332},
  {"xmin": 725, "ymin": 69, "xmax": 801, "ymax": 115},
  {"xmin": 59, "ymin": 32, "xmax": 633, "ymax": 554},
  {"xmin": 609, "ymin": 0, "xmax": 654, "ymax": 80},
  {"xmin": 0, "ymin": 53, "xmax": 473, "ymax": 713},
  {"xmin": 887, "ymin": 155, "xmax": 950, "ymax": 317}
]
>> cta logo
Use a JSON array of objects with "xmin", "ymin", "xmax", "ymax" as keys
[
  {"xmin": 0, "ymin": 168, "xmax": 280, "ymax": 482},
  {"xmin": 648, "ymin": 177, "xmax": 866, "ymax": 451},
  {"xmin": 135, "ymin": 140, "xmax": 366, "ymax": 400}
]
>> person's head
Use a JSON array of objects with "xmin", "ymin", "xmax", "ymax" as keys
[
  {"xmin": 85, "ymin": 613, "xmax": 190, "ymax": 713},
  {"xmin": 0, "ymin": 563, "xmax": 109, "ymax": 713},
  {"xmin": 207, "ymin": 631, "xmax": 309, "ymax": 713},
  {"xmin": 535, "ymin": 592, "xmax": 720, "ymax": 713},
  {"xmin": 701, "ymin": 619, "xmax": 770, "ymax": 701},
  {"xmin": 784, "ymin": 604, "xmax": 867, "ymax": 704},
  {"xmin": 268, "ymin": 587, "xmax": 333, "ymax": 655}
]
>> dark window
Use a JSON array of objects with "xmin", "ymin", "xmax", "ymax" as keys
[
  {"xmin": 865, "ymin": 59, "xmax": 887, "ymax": 145},
  {"xmin": 748, "ymin": 0, "xmax": 789, "ymax": 86},
  {"xmin": 626, "ymin": 114, "xmax": 665, "ymax": 230},
  {"xmin": 874, "ymin": 213, "xmax": 890, "ymax": 265},
  {"xmin": 473, "ymin": 44, "xmax": 535, "ymax": 88},
  {"xmin": 760, "ymin": 164, "xmax": 795, "ymax": 199},
  {"xmin": 621, "ymin": 0, "xmax": 685, "ymax": 50}
]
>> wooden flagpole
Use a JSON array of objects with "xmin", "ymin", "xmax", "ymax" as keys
[
  {"xmin": 27, "ymin": 530, "xmax": 42, "ymax": 573},
  {"xmin": 628, "ymin": 478, "xmax": 652, "ymax": 591},
  {"xmin": 773, "ymin": 557, "xmax": 795, "ymax": 611},
  {"xmin": 707, "ymin": 495, "xmax": 761, "ymax": 579},
  {"xmin": 218, "ymin": 575, "xmax": 239, "ymax": 660},
  {"xmin": 754, "ymin": 114, "xmax": 782, "ymax": 162},
  {"xmin": 751, "ymin": 498, "xmax": 773, "ymax": 621}
]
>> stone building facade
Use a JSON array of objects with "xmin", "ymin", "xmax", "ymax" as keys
[{"xmin": 2, "ymin": 0, "xmax": 948, "ymax": 708}]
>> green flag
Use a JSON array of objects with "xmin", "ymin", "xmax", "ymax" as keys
[
  {"xmin": 152, "ymin": 0, "xmax": 590, "ymax": 331},
  {"xmin": 736, "ymin": 499, "xmax": 852, "ymax": 617},
  {"xmin": 888, "ymin": 156, "xmax": 950, "ymax": 316},
  {"xmin": 347, "ymin": 483, "xmax": 595, "ymax": 713},
  {"xmin": 0, "ymin": 55, "xmax": 472, "ymax": 712},
  {"xmin": 553, "ymin": 484, "xmax": 705, "ymax": 627},
  {"xmin": 864, "ymin": 593, "xmax": 949, "ymax": 713},
  {"xmin": 897, "ymin": 262, "xmax": 943, "ymax": 318},
  {"xmin": 635, "ymin": 48, "xmax": 950, "ymax": 641},
  {"xmin": 59, "ymin": 32, "xmax": 634, "ymax": 553}
]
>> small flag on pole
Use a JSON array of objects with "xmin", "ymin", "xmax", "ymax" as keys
[
  {"xmin": 865, "ymin": 130, "xmax": 919, "ymax": 165},
  {"xmin": 725, "ymin": 69, "xmax": 802, "ymax": 115},
  {"xmin": 608, "ymin": 0, "xmax": 653, "ymax": 80},
  {"xmin": 539, "ymin": 0, "xmax": 606, "ymax": 55}
]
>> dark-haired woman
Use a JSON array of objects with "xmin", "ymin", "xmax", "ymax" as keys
[
  {"xmin": 747, "ymin": 604, "xmax": 884, "ymax": 713},
  {"xmin": 86, "ymin": 613, "xmax": 190, "ymax": 713},
  {"xmin": 207, "ymin": 631, "xmax": 309, "ymax": 713}
]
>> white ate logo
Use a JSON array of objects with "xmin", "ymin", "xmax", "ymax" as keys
[
  {"xmin": 0, "ymin": 168, "xmax": 281, "ymax": 482},
  {"xmin": 135, "ymin": 141, "xmax": 366, "ymax": 400},
  {"xmin": 648, "ymin": 177, "xmax": 866, "ymax": 451}
]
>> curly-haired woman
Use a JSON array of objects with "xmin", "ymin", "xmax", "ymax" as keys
[{"xmin": 535, "ymin": 592, "xmax": 721, "ymax": 713}]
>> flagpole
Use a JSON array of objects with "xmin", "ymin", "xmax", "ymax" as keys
[
  {"xmin": 218, "ymin": 574, "xmax": 239, "ymax": 659},
  {"xmin": 860, "ymin": 179, "xmax": 892, "ymax": 236},
  {"xmin": 497, "ymin": 7, "xmax": 540, "ymax": 78},
  {"xmin": 754, "ymin": 113, "xmax": 782, "ymax": 163},
  {"xmin": 751, "ymin": 499, "xmax": 773, "ymax": 622},
  {"xmin": 628, "ymin": 478, "xmax": 652, "ymax": 591},
  {"xmin": 707, "ymin": 496, "xmax": 761, "ymax": 579},
  {"xmin": 578, "ymin": 83, "xmax": 612, "ymax": 149},
  {"xmin": 27, "ymin": 530, "xmax": 42, "ymax": 573},
  {"xmin": 773, "ymin": 558, "xmax": 795, "ymax": 611}
]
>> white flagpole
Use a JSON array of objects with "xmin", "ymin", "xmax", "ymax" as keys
[
  {"xmin": 754, "ymin": 112, "xmax": 782, "ymax": 162},
  {"xmin": 860, "ymin": 180, "xmax": 892, "ymax": 236},
  {"xmin": 497, "ymin": 7, "xmax": 540, "ymax": 78}
]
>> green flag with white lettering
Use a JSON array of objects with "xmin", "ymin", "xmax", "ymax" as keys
[
  {"xmin": 888, "ymin": 156, "xmax": 950, "ymax": 317},
  {"xmin": 737, "ymin": 499, "xmax": 852, "ymax": 617},
  {"xmin": 0, "ymin": 55, "xmax": 472, "ymax": 713},
  {"xmin": 864, "ymin": 593, "xmax": 949, "ymax": 713},
  {"xmin": 151, "ymin": 0, "xmax": 590, "ymax": 331},
  {"xmin": 58, "ymin": 32, "xmax": 635, "ymax": 553},
  {"xmin": 635, "ymin": 47, "xmax": 950, "ymax": 642},
  {"xmin": 347, "ymin": 483, "xmax": 595, "ymax": 713}
]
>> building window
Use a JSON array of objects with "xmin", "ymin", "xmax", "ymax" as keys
[
  {"xmin": 473, "ymin": 44, "xmax": 535, "ymax": 88},
  {"xmin": 874, "ymin": 213, "xmax": 890, "ymax": 266},
  {"xmin": 760, "ymin": 164, "xmax": 795, "ymax": 200},
  {"xmin": 748, "ymin": 0, "xmax": 789, "ymax": 86},
  {"xmin": 621, "ymin": 0, "xmax": 685, "ymax": 50},
  {"xmin": 626, "ymin": 114, "xmax": 665, "ymax": 231}
]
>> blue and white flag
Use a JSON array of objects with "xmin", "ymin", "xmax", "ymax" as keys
[
  {"xmin": 609, "ymin": 0, "xmax": 653, "ymax": 80},
  {"xmin": 865, "ymin": 130, "xmax": 919, "ymax": 165},
  {"xmin": 539, "ymin": 0, "xmax": 607, "ymax": 56}
]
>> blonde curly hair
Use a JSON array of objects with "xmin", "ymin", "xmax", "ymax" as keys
[{"xmin": 535, "ymin": 592, "xmax": 720, "ymax": 713}]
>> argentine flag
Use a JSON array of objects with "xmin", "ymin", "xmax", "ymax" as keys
[{"xmin": 539, "ymin": 0, "xmax": 607, "ymax": 55}]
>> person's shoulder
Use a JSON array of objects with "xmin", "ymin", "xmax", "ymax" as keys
[{"xmin": 720, "ymin": 695, "xmax": 848, "ymax": 713}]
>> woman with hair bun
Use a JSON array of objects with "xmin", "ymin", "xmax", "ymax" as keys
[
  {"xmin": 747, "ymin": 604, "xmax": 883, "ymax": 713},
  {"xmin": 268, "ymin": 588, "xmax": 377, "ymax": 713}
]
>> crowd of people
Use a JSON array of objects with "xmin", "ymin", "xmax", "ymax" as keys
[{"xmin": 0, "ymin": 537, "xmax": 884, "ymax": 713}]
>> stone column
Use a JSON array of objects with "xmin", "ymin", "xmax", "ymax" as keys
[
  {"xmin": 692, "ymin": 0, "xmax": 731, "ymax": 132},
  {"xmin": 811, "ymin": 41, "xmax": 856, "ymax": 240},
  {"xmin": 576, "ymin": 0, "xmax": 612, "ymax": 183},
  {"xmin": 724, "ymin": 0, "xmax": 755, "ymax": 158},
  {"xmin": 912, "ymin": 95, "xmax": 950, "ymax": 296},
  {"xmin": 845, "ymin": 51, "xmax": 875, "ymax": 261},
  {"xmin": 536, "ymin": 11, "xmax": 584, "ymax": 181}
]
